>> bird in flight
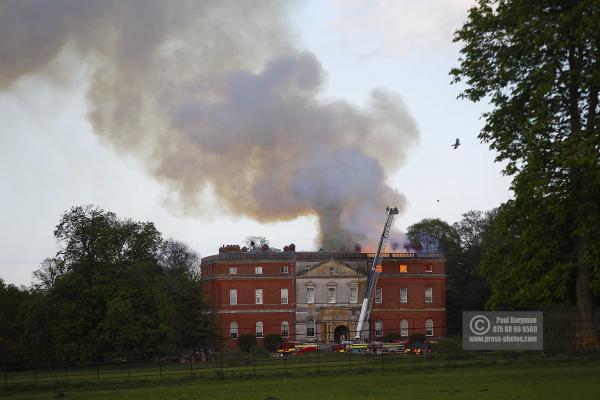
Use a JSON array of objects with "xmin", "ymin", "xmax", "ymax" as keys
[{"xmin": 451, "ymin": 138, "xmax": 461, "ymax": 149}]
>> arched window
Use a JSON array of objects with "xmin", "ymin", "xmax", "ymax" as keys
[
  {"xmin": 425, "ymin": 319, "xmax": 433, "ymax": 337},
  {"xmin": 230, "ymin": 321, "xmax": 238, "ymax": 339},
  {"xmin": 375, "ymin": 320, "xmax": 383, "ymax": 337},
  {"xmin": 256, "ymin": 321, "xmax": 264, "ymax": 338},
  {"xmin": 281, "ymin": 321, "xmax": 289, "ymax": 338},
  {"xmin": 400, "ymin": 319, "xmax": 409, "ymax": 337},
  {"xmin": 306, "ymin": 318, "xmax": 315, "ymax": 337}
]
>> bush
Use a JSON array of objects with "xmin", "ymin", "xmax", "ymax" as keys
[
  {"xmin": 238, "ymin": 335, "xmax": 256, "ymax": 352},
  {"xmin": 263, "ymin": 335, "xmax": 283, "ymax": 352},
  {"xmin": 383, "ymin": 332, "xmax": 403, "ymax": 343},
  {"xmin": 430, "ymin": 336, "xmax": 461, "ymax": 353},
  {"xmin": 410, "ymin": 333, "xmax": 427, "ymax": 343}
]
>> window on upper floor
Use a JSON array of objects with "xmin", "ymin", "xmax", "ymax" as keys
[
  {"xmin": 327, "ymin": 286, "xmax": 336, "ymax": 304},
  {"xmin": 256, "ymin": 321, "xmax": 264, "ymax": 338},
  {"xmin": 306, "ymin": 286, "xmax": 315, "ymax": 304},
  {"xmin": 255, "ymin": 289, "xmax": 263, "ymax": 304},
  {"xmin": 280, "ymin": 265, "xmax": 288, "ymax": 273},
  {"xmin": 281, "ymin": 288, "xmax": 288, "ymax": 304},
  {"xmin": 375, "ymin": 287, "xmax": 382, "ymax": 304},
  {"xmin": 349, "ymin": 285, "xmax": 358, "ymax": 304},
  {"xmin": 425, "ymin": 265, "xmax": 433, "ymax": 273},
  {"xmin": 425, "ymin": 287, "xmax": 433, "ymax": 304},
  {"xmin": 229, "ymin": 289, "xmax": 238, "ymax": 305},
  {"xmin": 228, "ymin": 266, "xmax": 237, "ymax": 275},
  {"xmin": 399, "ymin": 264, "xmax": 408, "ymax": 273},
  {"xmin": 255, "ymin": 266, "xmax": 263, "ymax": 274},
  {"xmin": 400, "ymin": 287, "xmax": 408, "ymax": 304}
]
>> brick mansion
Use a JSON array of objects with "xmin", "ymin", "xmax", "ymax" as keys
[{"xmin": 200, "ymin": 244, "xmax": 446, "ymax": 347}]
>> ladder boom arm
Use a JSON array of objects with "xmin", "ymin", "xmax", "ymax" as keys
[{"xmin": 354, "ymin": 206, "xmax": 398, "ymax": 340}]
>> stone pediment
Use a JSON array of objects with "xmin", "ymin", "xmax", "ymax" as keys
[{"xmin": 296, "ymin": 259, "xmax": 365, "ymax": 278}]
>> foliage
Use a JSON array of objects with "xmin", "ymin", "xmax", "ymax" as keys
[
  {"xmin": 0, "ymin": 279, "xmax": 29, "ymax": 368},
  {"xmin": 244, "ymin": 236, "xmax": 269, "ymax": 250},
  {"xmin": 237, "ymin": 334, "xmax": 257, "ymax": 352},
  {"xmin": 452, "ymin": 0, "xmax": 600, "ymax": 347},
  {"xmin": 409, "ymin": 333, "xmax": 427, "ymax": 343},
  {"xmin": 382, "ymin": 332, "xmax": 402, "ymax": 343},
  {"xmin": 407, "ymin": 212, "xmax": 494, "ymax": 333},
  {"xmin": 11, "ymin": 205, "xmax": 216, "ymax": 366},
  {"xmin": 263, "ymin": 334, "xmax": 283, "ymax": 352}
]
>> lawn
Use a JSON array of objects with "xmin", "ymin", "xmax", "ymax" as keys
[{"xmin": 2, "ymin": 362, "xmax": 600, "ymax": 400}]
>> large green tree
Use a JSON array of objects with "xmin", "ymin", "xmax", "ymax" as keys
[
  {"xmin": 452, "ymin": 0, "xmax": 600, "ymax": 347},
  {"xmin": 17, "ymin": 206, "xmax": 215, "ymax": 365},
  {"xmin": 407, "ymin": 212, "xmax": 494, "ymax": 333}
]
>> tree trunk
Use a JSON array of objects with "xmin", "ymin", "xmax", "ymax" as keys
[
  {"xmin": 575, "ymin": 238, "xmax": 599, "ymax": 349},
  {"xmin": 568, "ymin": 46, "xmax": 599, "ymax": 350}
]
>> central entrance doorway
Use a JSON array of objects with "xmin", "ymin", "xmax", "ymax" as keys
[{"xmin": 334, "ymin": 325, "xmax": 349, "ymax": 343}]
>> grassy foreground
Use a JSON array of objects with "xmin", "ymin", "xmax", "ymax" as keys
[{"xmin": 2, "ymin": 362, "xmax": 600, "ymax": 400}]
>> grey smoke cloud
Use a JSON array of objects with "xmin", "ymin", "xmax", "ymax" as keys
[{"xmin": 0, "ymin": 0, "xmax": 419, "ymax": 250}]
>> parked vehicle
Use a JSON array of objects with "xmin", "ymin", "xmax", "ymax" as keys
[
  {"xmin": 404, "ymin": 340, "xmax": 432, "ymax": 355},
  {"xmin": 276, "ymin": 341, "xmax": 298, "ymax": 355},
  {"xmin": 295, "ymin": 343, "xmax": 319, "ymax": 354}
]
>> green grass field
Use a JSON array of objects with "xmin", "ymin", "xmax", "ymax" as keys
[{"xmin": 2, "ymin": 360, "xmax": 600, "ymax": 400}]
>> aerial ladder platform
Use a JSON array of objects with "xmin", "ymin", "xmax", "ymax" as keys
[{"xmin": 354, "ymin": 206, "xmax": 399, "ymax": 341}]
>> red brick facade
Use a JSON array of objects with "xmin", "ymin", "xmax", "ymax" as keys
[{"xmin": 201, "ymin": 249, "xmax": 446, "ymax": 347}]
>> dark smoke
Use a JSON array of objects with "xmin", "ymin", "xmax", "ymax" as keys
[{"xmin": 0, "ymin": 0, "xmax": 419, "ymax": 249}]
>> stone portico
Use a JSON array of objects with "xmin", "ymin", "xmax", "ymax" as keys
[{"xmin": 295, "ymin": 259, "xmax": 368, "ymax": 342}]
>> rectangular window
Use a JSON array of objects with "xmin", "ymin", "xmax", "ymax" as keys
[
  {"xmin": 281, "ymin": 288, "xmax": 288, "ymax": 304},
  {"xmin": 306, "ymin": 286, "xmax": 315, "ymax": 304},
  {"xmin": 375, "ymin": 320, "xmax": 383, "ymax": 337},
  {"xmin": 228, "ymin": 267, "xmax": 237, "ymax": 275},
  {"xmin": 327, "ymin": 287, "xmax": 336, "ymax": 304},
  {"xmin": 425, "ymin": 320, "xmax": 433, "ymax": 337},
  {"xmin": 229, "ymin": 289, "xmax": 238, "ymax": 305},
  {"xmin": 399, "ymin": 264, "xmax": 408, "ymax": 273},
  {"xmin": 400, "ymin": 287, "xmax": 408, "ymax": 304},
  {"xmin": 281, "ymin": 321, "xmax": 289, "ymax": 338},
  {"xmin": 425, "ymin": 265, "xmax": 433, "ymax": 273},
  {"xmin": 425, "ymin": 287, "xmax": 433, "ymax": 304},
  {"xmin": 230, "ymin": 322, "xmax": 238, "ymax": 339},
  {"xmin": 255, "ymin": 289, "xmax": 263, "ymax": 304},
  {"xmin": 306, "ymin": 319, "xmax": 315, "ymax": 337},
  {"xmin": 255, "ymin": 266, "xmax": 263, "ymax": 274},
  {"xmin": 280, "ymin": 266, "xmax": 288, "ymax": 273},
  {"xmin": 349, "ymin": 286, "xmax": 358, "ymax": 304},
  {"xmin": 375, "ymin": 287, "xmax": 382, "ymax": 304}
]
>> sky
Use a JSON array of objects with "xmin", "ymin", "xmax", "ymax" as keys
[{"xmin": 0, "ymin": 0, "xmax": 512, "ymax": 286}]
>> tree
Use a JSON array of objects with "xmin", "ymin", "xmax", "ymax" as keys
[
  {"xmin": 0, "ymin": 279, "xmax": 29, "ymax": 367},
  {"xmin": 17, "ymin": 205, "xmax": 216, "ymax": 365},
  {"xmin": 32, "ymin": 258, "xmax": 66, "ymax": 291},
  {"xmin": 407, "ymin": 218, "xmax": 463, "ymax": 332},
  {"xmin": 452, "ymin": 0, "xmax": 600, "ymax": 347},
  {"xmin": 159, "ymin": 239, "xmax": 201, "ymax": 279},
  {"xmin": 244, "ymin": 236, "xmax": 269, "ymax": 250},
  {"xmin": 54, "ymin": 205, "xmax": 162, "ymax": 268},
  {"xmin": 452, "ymin": 210, "xmax": 494, "ymax": 314}
]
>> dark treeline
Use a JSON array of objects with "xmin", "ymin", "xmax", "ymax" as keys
[
  {"xmin": 0, "ymin": 206, "xmax": 216, "ymax": 369},
  {"xmin": 406, "ymin": 210, "xmax": 496, "ymax": 334}
]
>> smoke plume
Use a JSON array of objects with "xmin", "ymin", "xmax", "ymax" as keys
[{"xmin": 0, "ymin": 0, "xmax": 419, "ymax": 250}]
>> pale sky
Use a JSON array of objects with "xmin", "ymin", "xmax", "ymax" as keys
[{"xmin": 0, "ymin": 0, "xmax": 511, "ymax": 286}]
